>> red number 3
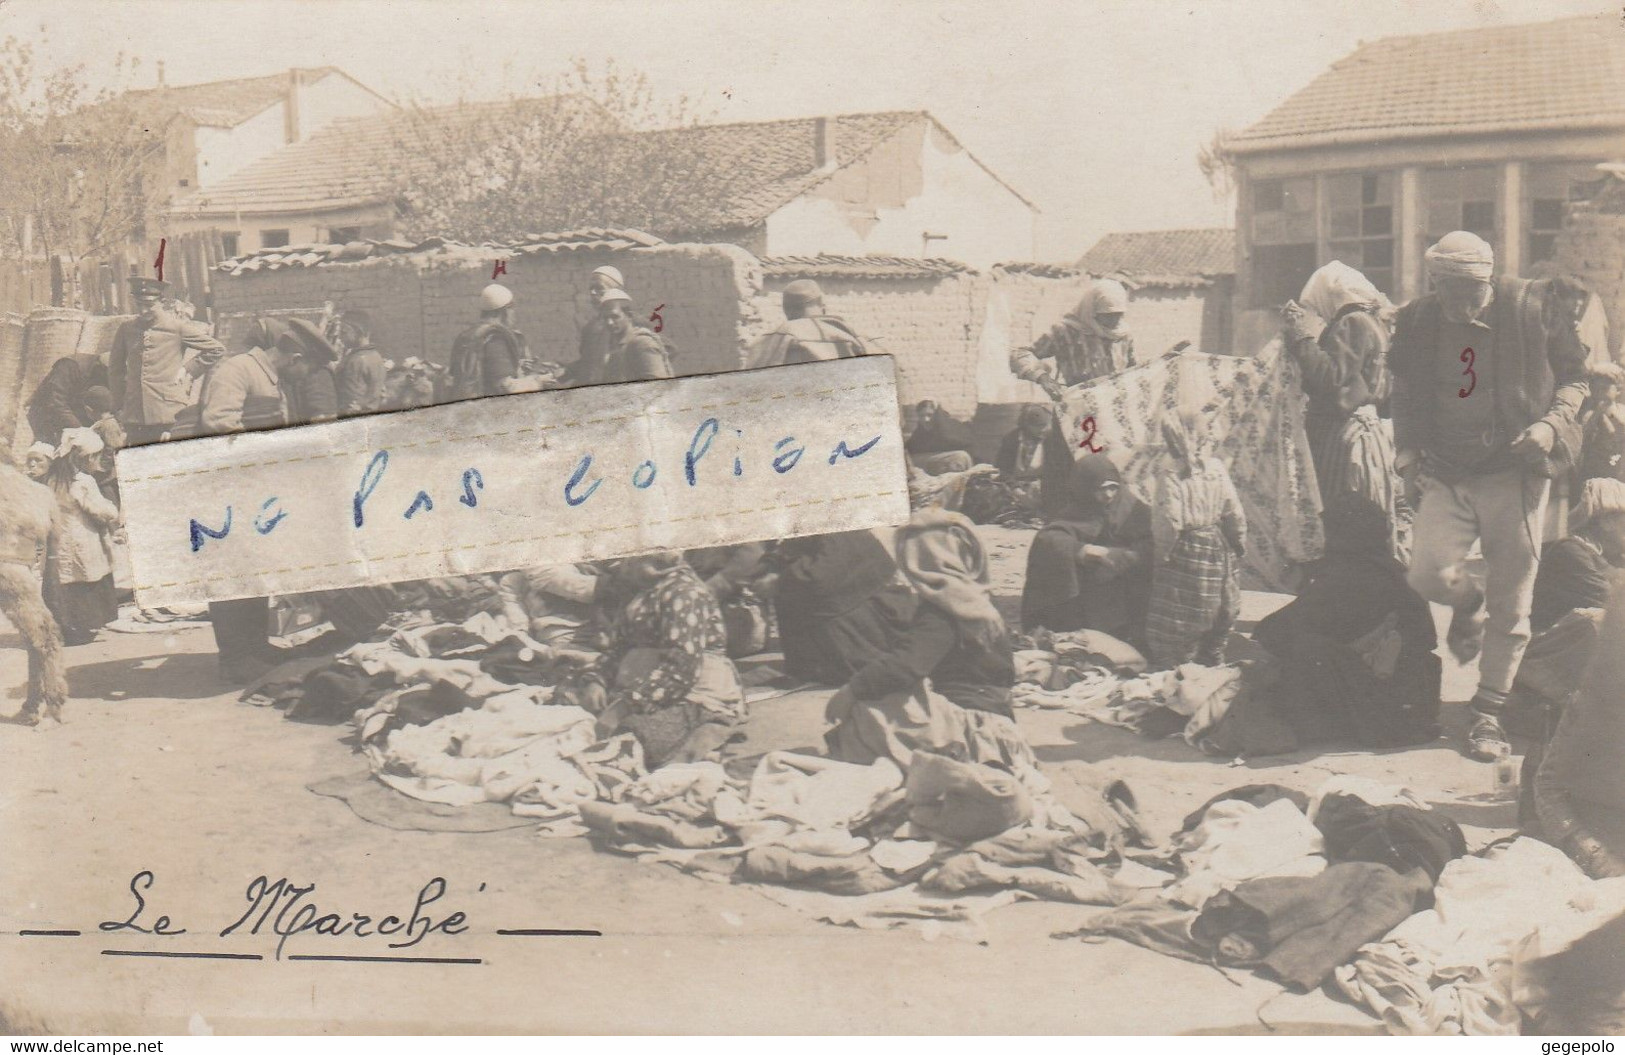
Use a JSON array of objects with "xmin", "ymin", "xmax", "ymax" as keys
[
  {"xmin": 1077, "ymin": 415, "xmax": 1104, "ymax": 453},
  {"xmin": 1459, "ymin": 347, "xmax": 1476, "ymax": 398}
]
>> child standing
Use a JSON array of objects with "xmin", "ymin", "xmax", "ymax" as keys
[
  {"xmin": 1146, "ymin": 409, "xmax": 1247, "ymax": 668},
  {"xmin": 42, "ymin": 429, "xmax": 121, "ymax": 645}
]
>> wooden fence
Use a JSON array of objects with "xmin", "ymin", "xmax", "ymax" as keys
[{"xmin": 0, "ymin": 229, "xmax": 230, "ymax": 320}]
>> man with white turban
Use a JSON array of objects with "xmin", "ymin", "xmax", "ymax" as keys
[
  {"xmin": 1011, "ymin": 279, "xmax": 1136, "ymax": 402},
  {"xmin": 561, "ymin": 265, "xmax": 628, "ymax": 387},
  {"xmin": 1283, "ymin": 261, "xmax": 1398, "ymax": 555},
  {"xmin": 448, "ymin": 283, "xmax": 525, "ymax": 400},
  {"xmin": 1390, "ymin": 231, "xmax": 1591, "ymax": 761}
]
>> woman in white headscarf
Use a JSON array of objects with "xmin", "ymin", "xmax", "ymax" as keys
[
  {"xmin": 1010, "ymin": 278, "xmax": 1137, "ymax": 401},
  {"xmin": 41, "ymin": 428, "xmax": 121, "ymax": 645},
  {"xmin": 1283, "ymin": 261, "xmax": 1400, "ymax": 557}
]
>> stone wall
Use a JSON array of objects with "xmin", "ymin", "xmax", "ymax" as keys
[
  {"xmin": 1554, "ymin": 189, "xmax": 1625, "ymax": 360},
  {"xmin": 212, "ymin": 242, "xmax": 761, "ymax": 378}
]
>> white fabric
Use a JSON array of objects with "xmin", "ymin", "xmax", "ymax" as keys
[
  {"xmin": 712, "ymin": 751, "xmax": 904, "ymax": 832},
  {"xmin": 479, "ymin": 283, "xmax": 513, "ymax": 310},
  {"xmin": 1307, "ymin": 776, "xmax": 1432, "ymax": 822},
  {"xmin": 1298, "ymin": 261, "xmax": 1386, "ymax": 325},
  {"xmin": 1166, "ymin": 797, "xmax": 1326, "ymax": 908},
  {"xmin": 1424, "ymin": 232, "xmax": 1495, "ymax": 281},
  {"xmin": 590, "ymin": 265, "xmax": 625, "ymax": 286}
]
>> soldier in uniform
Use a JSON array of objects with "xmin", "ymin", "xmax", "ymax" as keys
[
  {"xmin": 560, "ymin": 265, "xmax": 627, "ymax": 387},
  {"xmin": 746, "ymin": 279, "xmax": 869, "ymax": 369},
  {"xmin": 107, "ymin": 277, "xmax": 227, "ymax": 445},
  {"xmin": 448, "ymin": 283, "xmax": 525, "ymax": 400}
]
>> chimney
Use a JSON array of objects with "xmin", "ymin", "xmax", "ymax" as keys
[
  {"xmin": 284, "ymin": 68, "xmax": 303, "ymax": 144},
  {"xmin": 814, "ymin": 116, "xmax": 838, "ymax": 171},
  {"xmin": 156, "ymin": 61, "xmax": 166, "ymax": 88}
]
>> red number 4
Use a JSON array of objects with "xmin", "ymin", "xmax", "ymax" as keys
[
  {"xmin": 1459, "ymin": 347, "xmax": 1476, "ymax": 398},
  {"xmin": 1077, "ymin": 415, "xmax": 1104, "ymax": 453}
]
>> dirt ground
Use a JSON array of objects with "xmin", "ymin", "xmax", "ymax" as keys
[{"xmin": 0, "ymin": 525, "xmax": 1514, "ymax": 1035}]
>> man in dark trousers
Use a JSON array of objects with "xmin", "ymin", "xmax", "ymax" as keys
[
  {"xmin": 746, "ymin": 279, "xmax": 869, "ymax": 368},
  {"xmin": 448, "ymin": 283, "xmax": 525, "ymax": 400},
  {"xmin": 107, "ymin": 277, "xmax": 227, "ymax": 445},
  {"xmin": 1392, "ymin": 231, "xmax": 1590, "ymax": 761}
]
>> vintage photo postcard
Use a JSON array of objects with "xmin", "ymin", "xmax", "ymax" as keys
[{"xmin": 3, "ymin": 0, "xmax": 1624, "ymax": 1037}]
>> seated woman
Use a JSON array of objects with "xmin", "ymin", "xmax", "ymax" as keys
[
  {"xmin": 1533, "ymin": 573, "xmax": 1625, "ymax": 878},
  {"xmin": 961, "ymin": 404, "xmax": 1052, "ymax": 525},
  {"xmin": 1515, "ymin": 478, "xmax": 1625, "ymax": 826},
  {"xmin": 497, "ymin": 562, "xmax": 602, "ymax": 649},
  {"xmin": 565, "ymin": 554, "xmax": 744, "ymax": 768},
  {"xmin": 995, "ymin": 404, "xmax": 1053, "ymax": 484},
  {"xmin": 1020, "ymin": 453, "xmax": 1152, "ymax": 649},
  {"xmin": 1252, "ymin": 493, "xmax": 1441, "ymax": 748},
  {"xmin": 826, "ymin": 509, "xmax": 1032, "ymax": 770},
  {"xmin": 774, "ymin": 530, "xmax": 917, "ymax": 684}
]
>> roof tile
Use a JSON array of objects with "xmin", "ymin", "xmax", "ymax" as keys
[
  {"xmin": 1075, "ymin": 228, "xmax": 1235, "ymax": 284},
  {"xmin": 1232, "ymin": 14, "xmax": 1625, "ymax": 153},
  {"xmin": 762, "ymin": 253, "xmax": 974, "ymax": 279}
]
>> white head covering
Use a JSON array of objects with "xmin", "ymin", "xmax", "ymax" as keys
[
  {"xmin": 26, "ymin": 441, "xmax": 54, "ymax": 461},
  {"xmin": 1298, "ymin": 261, "xmax": 1386, "ymax": 324},
  {"xmin": 1077, "ymin": 279, "xmax": 1130, "ymax": 341},
  {"xmin": 590, "ymin": 265, "xmax": 625, "ymax": 287},
  {"xmin": 1425, "ymin": 231, "xmax": 1495, "ymax": 282},
  {"xmin": 1575, "ymin": 477, "xmax": 1625, "ymax": 529},
  {"xmin": 597, "ymin": 288, "xmax": 632, "ymax": 306},
  {"xmin": 480, "ymin": 283, "xmax": 514, "ymax": 311}
]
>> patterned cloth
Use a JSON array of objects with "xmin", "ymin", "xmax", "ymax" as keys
[
  {"xmin": 1145, "ymin": 525, "xmax": 1240, "ymax": 668},
  {"xmin": 1054, "ymin": 339, "xmax": 1324, "ymax": 591},
  {"xmin": 598, "ymin": 564, "xmax": 742, "ymax": 724}
]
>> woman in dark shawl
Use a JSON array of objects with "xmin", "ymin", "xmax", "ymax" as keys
[
  {"xmin": 1020, "ymin": 453, "xmax": 1153, "ymax": 648},
  {"xmin": 27, "ymin": 358, "xmax": 88, "ymax": 447},
  {"xmin": 773, "ymin": 529, "xmax": 917, "ymax": 685},
  {"xmin": 1253, "ymin": 493, "xmax": 1441, "ymax": 747}
]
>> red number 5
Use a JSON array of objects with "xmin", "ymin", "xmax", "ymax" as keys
[
  {"xmin": 1077, "ymin": 415, "xmax": 1104, "ymax": 453},
  {"xmin": 649, "ymin": 304, "xmax": 665, "ymax": 333},
  {"xmin": 1459, "ymin": 347, "xmax": 1476, "ymax": 398}
]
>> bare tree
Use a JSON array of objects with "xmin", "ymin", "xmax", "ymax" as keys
[
  {"xmin": 1197, "ymin": 128, "xmax": 1236, "ymax": 203},
  {"xmin": 385, "ymin": 59, "xmax": 746, "ymax": 242},
  {"xmin": 0, "ymin": 36, "xmax": 162, "ymax": 263}
]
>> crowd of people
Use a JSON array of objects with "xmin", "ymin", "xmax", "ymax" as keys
[{"xmin": 5, "ymin": 228, "xmax": 1625, "ymax": 895}]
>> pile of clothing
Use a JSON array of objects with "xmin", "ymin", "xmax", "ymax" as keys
[
  {"xmin": 1066, "ymin": 778, "xmax": 1468, "ymax": 994},
  {"xmin": 579, "ymin": 747, "xmax": 1166, "ymax": 930}
]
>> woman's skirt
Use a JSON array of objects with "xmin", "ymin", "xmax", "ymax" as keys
[
  {"xmin": 43, "ymin": 573, "xmax": 117, "ymax": 644},
  {"xmin": 1309, "ymin": 406, "xmax": 1403, "ymax": 559},
  {"xmin": 1145, "ymin": 525, "xmax": 1238, "ymax": 667},
  {"xmin": 615, "ymin": 647, "xmax": 744, "ymax": 767},
  {"xmin": 778, "ymin": 583, "xmax": 916, "ymax": 685}
]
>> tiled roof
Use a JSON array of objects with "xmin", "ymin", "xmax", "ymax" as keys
[
  {"xmin": 172, "ymin": 99, "xmax": 553, "ymax": 215},
  {"xmin": 170, "ymin": 107, "xmax": 1025, "ymax": 237},
  {"xmin": 762, "ymin": 254, "xmax": 974, "ymax": 280},
  {"xmin": 116, "ymin": 68, "xmax": 339, "ymax": 130},
  {"xmin": 214, "ymin": 228, "xmax": 665, "ymax": 276},
  {"xmin": 995, "ymin": 261, "xmax": 1082, "ymax": 278},
  {"xmin": 1231, "ymin": 13, "xmax": 1625, "ymax": 154},
  {"xmin": 1075, "ymin": 228, "xmax": 1235, "ymax": 286}
]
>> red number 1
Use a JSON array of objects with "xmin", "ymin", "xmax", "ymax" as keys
[
  {"xmin": 1078, "ymin": 415, "xmax": 1104, "ymax": 453},
  {"xmin": 153, "ymin": 238, "xmax": 166, "ymax": 282},
  {"xmin": 1459, "ymin": 347, "xmax": 1476, "ymax": 398}
]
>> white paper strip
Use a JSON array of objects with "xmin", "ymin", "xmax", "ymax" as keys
[{"xmin": 117, "ymin": 358, "xmax": 909, "ymax": 607}]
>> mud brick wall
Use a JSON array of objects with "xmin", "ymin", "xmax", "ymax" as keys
[
  {"xmin": 212, "ymin": 242, "xmax": 759, "ymax": 377},
  {"xmin": 1554, "ymin": 197, "xmax": 1625, "ymax": 360},
  {"xmin": 754, "ymin": 272, "xmax": 985, "ymax": 420}
]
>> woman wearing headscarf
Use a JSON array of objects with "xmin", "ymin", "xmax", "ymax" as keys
[
  {"xmin": 1020, "ymin": 453, "xmax": 1153, "ymax": 647},
  {"xmin": 1145, "ymin": 409, "xmax": 1246, "ymax": 668},
  {"xmin": 1283, "ymin": 262, "xmax": 1400, "ymax": 556},
  {"xmin": 773, "ymin": 530, "xmax": 917, "ymax": 684},
  {"xmin": 1510, "ymin": 478, "xmax": 1625, "ymax": 828},
  {"xmin": 1010, "ymin": 279, "xmax": 1136, "ymax": 402},
  {"xmin": 1253, "ymin": 492, "xmax": 1441, "ymax": 747},
  {"xmin": 562, "ymin": 552, "xmax": 744, "ymax": 768},
  {"xmin": 27, "ymin": 358, "xmax": 88, "ymax": 448},
  {"xmin": 825, "ymin": 509, "xmax": 1032, "ymax": 770},
  {"xmin": 41, "ymin": 429, "xmax": 120, "ymax": 645}
]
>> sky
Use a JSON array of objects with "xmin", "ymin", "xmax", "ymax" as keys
[{"xmin": 7, "ymin": 0, "xmax": 1613, "ymax": 261}]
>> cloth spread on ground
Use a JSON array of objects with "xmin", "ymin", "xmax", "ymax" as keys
[
  {"xmin": 1055, "ymin": 339, "xmax": 1322, "ymax": 592},
  {"xmin": 1334, "ymin": 838, "xmax": 1625, "ymax": 1035}
]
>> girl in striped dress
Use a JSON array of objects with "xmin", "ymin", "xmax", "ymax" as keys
[{"xmin": 1146, "ymin": 410, "xmax": 1247, "ymax": 668}]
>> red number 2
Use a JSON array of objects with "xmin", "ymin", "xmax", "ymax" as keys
[
  {"xmin": 1459, "ymin": 347, "xmax": 1476, "ymax": 398},
  {"xmin": 1077, "ymin": 415, "xmax": 1104, "ymax": 453}
]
